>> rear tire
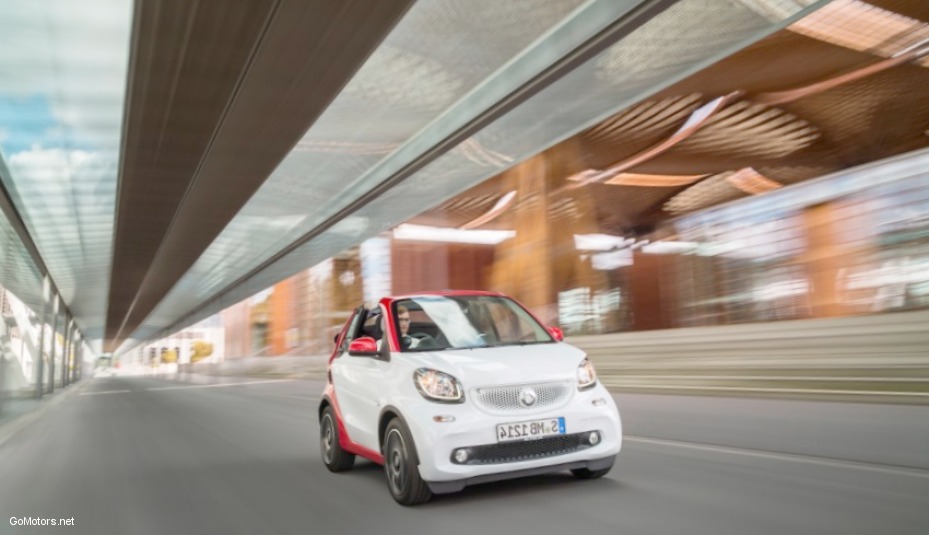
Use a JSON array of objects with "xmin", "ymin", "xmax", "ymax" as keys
[
  {"xmin": 320, "ymin": 407, "xmax": 355, "ymax": 472},
  {"xmin": 383, "ymin": 418, "xmax": 433, "ymax": 506},
  {"xmin": 571, "ymin": 463, "xmax": 613, "ymax": 480}
]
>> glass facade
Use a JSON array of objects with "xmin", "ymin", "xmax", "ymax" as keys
[
  {"xmin": 209, "ymin": 148, "xmax": 929, "ymax": 358},
  {"xmin": 0, "ymin": 0, "xmax": 131, "ymax": 341}
]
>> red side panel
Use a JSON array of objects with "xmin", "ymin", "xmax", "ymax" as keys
[
  {"xmin": 326, "ymin": 308, "xmax": 384, "ymax": 464},
  {"xmin": 324, "ymin": 383, "xmax": 385, "ymax": 465}
]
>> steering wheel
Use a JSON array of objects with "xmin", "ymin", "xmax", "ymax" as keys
[
  {"xmin": 410, "ymin": 333, "xmax": 430, "ymax": 340},
  {"xmin": 411, "ymin": 333, "xmax": 439, "ymax": 349}
]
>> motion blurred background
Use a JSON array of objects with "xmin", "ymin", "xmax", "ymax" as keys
[{"xmin": 0, "ymin": 1, "xmax": 927, "ymax": 534}]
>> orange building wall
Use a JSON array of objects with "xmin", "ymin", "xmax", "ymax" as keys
[
  {"xmin": 390, "ymin": 241, "xmax": 495, "ymax": 295},
  {"xmin": 269, "ymin": 277, "xmax": 296, "ymax": 355}
]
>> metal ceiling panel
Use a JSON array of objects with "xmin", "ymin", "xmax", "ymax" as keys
[
  {"xmin": 125, "ymin": 0, "xmax": 601, "ymax": 341},
  {"xmin": 124, "ymin": 0, "xmax": 826, "ymax": 351},
  {"xmin": 0, "ymin": 0, "xmax": 131, "ymax": 341},
  {"xmin": 105, "ymin": 0, "xmax": 414, "ymax": 350}
]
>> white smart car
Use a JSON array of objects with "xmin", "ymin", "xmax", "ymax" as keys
[{"xmin": 318, "ymin": 291, "xmax": 622, "ymax": 505}]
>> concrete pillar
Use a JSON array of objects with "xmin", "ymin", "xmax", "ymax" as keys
[
  {"xmin": 488, "ymin": 140, "xmax": 604, "ymax": 327},
  {"xmin": 48, "ymin": 302, "xmax": 64, "ymax": 394},
  {"xmin": 63, "ymin": 319, "xmax": 73, "ymax": 387},
  {"xmin": 62, "ymin": 318, "xmax": 75, "ymax": 384},
  {"xmin": 73, "ymin": 332, "xmax": 81, "ymax": 382},
  {"xmin": 34, "ymin": 295, "xmax": 48, "ymax": 400},
  {"xmin": 0, "ymin": 289, "xmax": 7, "ymax": 414},
  {"xmin": 69, "ymin": 324, "xmax": 78, "ymax": 384},
  {"xmin": 801, "ymin": 202, "xmax": 874, "ymax": 318}
]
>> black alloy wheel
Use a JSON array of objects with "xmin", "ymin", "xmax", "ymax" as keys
[
  {"xmin": 383, "ymin": 418, "xmax": 432, "ymax": 505},
  {"xmin": 320, "ymin": 406, "xmax": 355, "ymax": 472}
]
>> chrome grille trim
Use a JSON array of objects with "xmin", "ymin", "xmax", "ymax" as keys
[{"xmin": 471, "ymin": 380, "xmax": 573, "ymax": 413}]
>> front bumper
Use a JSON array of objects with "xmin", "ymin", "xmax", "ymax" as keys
[
  {"xmin": 427, "ymin": 456, "xmax": 616, "ymax": 494},
  {"xmin": 402, "ymin": 382, "xmax": 622, "ymax": 488}
]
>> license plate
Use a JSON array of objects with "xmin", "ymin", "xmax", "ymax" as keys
[{"xmin": 496, "ymin": 417, "xmax": 565, "ymax": 442}]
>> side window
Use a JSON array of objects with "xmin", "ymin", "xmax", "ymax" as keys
[
  {"xmin": 361, "ymin": 309, "xmax": 384, "ymax": 342},
  {"xmin": 394, "ymin": 299, "xmax": 445, "ymax": 351},
  {"xmin": 339, "ymin": 307, "xmax": 365, "ymax": 353}
]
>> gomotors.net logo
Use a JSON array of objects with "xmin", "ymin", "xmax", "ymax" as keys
[{"xmin": 10, "ymin": 517, "xmax": 76, "ymax": 527}]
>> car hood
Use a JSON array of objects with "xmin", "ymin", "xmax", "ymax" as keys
[{"xmin": 404, "ymin": 342, "xmax": 587, "ymax": 388}]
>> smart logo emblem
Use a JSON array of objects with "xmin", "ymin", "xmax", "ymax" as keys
[{"xmin": 519, "ymin": 388, "xmax": 537, "ymax": 407}]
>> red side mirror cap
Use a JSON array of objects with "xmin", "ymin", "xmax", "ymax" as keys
[
  {"xmin": 348, "ymin": 336, "xmax": 378, "ymax": 356},
  {"xmin": 548, "ymin": 326, "xmax": 564, "ymax": 342}
]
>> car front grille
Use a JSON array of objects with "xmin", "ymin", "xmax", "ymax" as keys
[
  {"xmin": 471, "ymin": 380, "xmax": 572, "ymax": 414},
  {"xmin": 451, "ymin": 432, "xmax": 597, "ymax": 465}
]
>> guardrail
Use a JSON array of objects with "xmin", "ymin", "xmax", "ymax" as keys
[{"xmin": 569, "ymin": 310, "xmax": 929, "ymax": 401}]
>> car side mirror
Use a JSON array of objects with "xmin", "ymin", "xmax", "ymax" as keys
[
  {"xmin": 333, "ymin": 333, "xmax": 340, "ymax": 346},
  {"xmin": 548, "ymin": 326, "xmax": 564, "ymax": 342},
  {"xmin": 348, "ymin": 336, "xmax": 378, "ymax": 357}
]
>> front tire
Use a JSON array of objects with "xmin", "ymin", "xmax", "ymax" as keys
[
  {"xmin": 320, "ymin": 407, "xmax": 355, "ymax": 472},
  {"xmin": 383, "ymin": 419, "xmax": 432, "ymax": 506}
]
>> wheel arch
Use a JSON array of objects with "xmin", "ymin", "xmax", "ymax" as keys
[
  {"xmin": 318, "ymin": 396, "xmax": 332, "ymax": 421},
  {"xmin": 378, "ymin": 405, "xmax": 416, "ymax": 459}
]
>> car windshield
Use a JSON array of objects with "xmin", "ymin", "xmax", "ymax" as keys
[{"xmin": 393, "ymin": 295, "xmax": 554, "ymax": 352}]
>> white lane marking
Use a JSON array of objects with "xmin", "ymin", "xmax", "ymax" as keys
[
  {"xmin": 608, "ymin": 384, "xmax": 929, "ymax": 396},
  {"xmin": 614, "ymin": 375, "xmax": 929, "ymax": 382},
  {"xmin": 261, "ymin": 393, "xmax": 319, "ymax": 401},
  {"xmin": 81, "ymin": 390, "xmax": 133, "ymax": 396},
  {"xmin": 145, "ymin": 379, "xmax": 296, "ymax": 392},
  {"xmin": 625, "ymin": 435, "xmax": 929, "ymax": 478}
]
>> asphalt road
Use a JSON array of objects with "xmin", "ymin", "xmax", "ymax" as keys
[{"xmin": 0, "ymin": 375, "xmax": 927, "ymax": 535}]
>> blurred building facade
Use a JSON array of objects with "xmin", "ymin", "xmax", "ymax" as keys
[
  {"xmin": 203, "ymin": 0, "xmax": 929, "ymax": 356},
  {"xmin": 212, "ymin": 150, "xmax": 928, "ymax": 355}
]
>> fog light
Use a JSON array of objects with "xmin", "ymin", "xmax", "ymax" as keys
[
  {"xmin": 453, "ymin": 449, "xmax": 469, "ymax": 463},
  {"xmin": 589, "ymin": 431, "xmax": 601, "ymax": 445},
  {"xmin": 591, "ymin": 398, "xmax": 607, "ymax": 407},
  {"xmin": 433, "ymin": 415, "xmax": 456, "ymax": 423}
]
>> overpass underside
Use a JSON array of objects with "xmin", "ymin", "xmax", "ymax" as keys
[{"xmin": 0, "ymin": 0, "xmax": 925, "ymax": 401}]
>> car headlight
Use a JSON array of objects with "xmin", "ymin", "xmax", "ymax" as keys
[
  {"xmin": 413, "ymin": 368, "xmax": 464, "ymax": 403},
  {"xmin": 577, "ymin": 357, "xmax": 597, "ymax": 390}
]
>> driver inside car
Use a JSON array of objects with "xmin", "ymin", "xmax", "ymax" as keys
[
  {"xmin": 375, "ymin": 305, "xmax": 420, "ymax": 351},
  {"xmin": 396, "ymin": 305, "xmax": 421, "ymax": 350}
]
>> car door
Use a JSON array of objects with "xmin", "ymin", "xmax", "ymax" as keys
[
  {"xmin": 330, "ymin": 306, "xmax": 390, "ymax": 451},
  {"xmin": 330, "ymin": 306, "xmax": 368, "ymax": 446}
]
